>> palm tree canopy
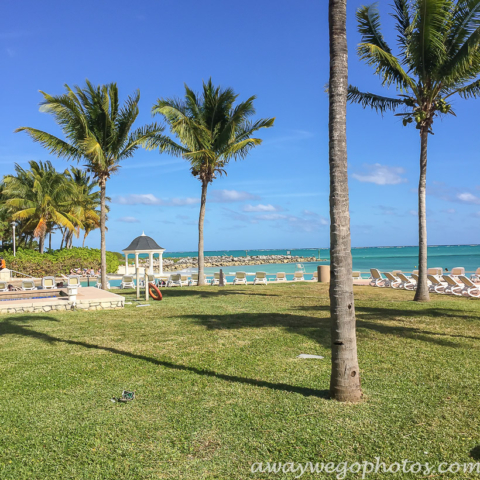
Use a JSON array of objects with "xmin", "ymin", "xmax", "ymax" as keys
[
  {"xmin": 151, "ymin": 79, "xmax": 275, "ymax": 183},
  {"xmin": 16, "ymin": 80, "xmax": 166, "ymax": 180},
  {"xmin": 348, "ymin": 0, "xmax": 480, "ymax": 127},
  {"xmin": 2, "ymin": 161, "xmax": 80, "ymax": 239}
]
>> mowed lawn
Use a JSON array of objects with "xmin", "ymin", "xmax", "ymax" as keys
[{"xmin": 1, "ymin": 283, "xmax": 479, "ymax": 479}]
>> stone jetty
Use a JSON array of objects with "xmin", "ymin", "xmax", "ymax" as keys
[{"xmin": 137, "ymin": 255, "xmax": 326, "ymax": 272}]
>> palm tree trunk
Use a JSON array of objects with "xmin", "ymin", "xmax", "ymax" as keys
[
  {"xmin": 414, "ymin": 127, "xmax": 430, "ymax": 302},
  {"xmin": 99, "ymin": 177, "xmax": 107, "ymax": 290},
  {"xmin": 328, "ymin": 0, "xmax": 362, "ymax": 403},
  {"xmin": 49, "ymin": 232, "xmax": 52, "ymax": 251},
  {"xmin": 60, "ymin": 228, "xmax": 65, "ymax": 250},
  {"xmin": 82, "ymin": 234, "xmax": 86, "ymax": 248},
  {"xmin": 39, "ymin": 235, "xmax": 45, "ymax": 254},
  {"xmin": 197, "ymin": 180, "xmax": 208, "ymax": 286}
]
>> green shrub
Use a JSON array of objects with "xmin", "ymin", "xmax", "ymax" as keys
[{"xmin": 0, "ymin": 247, "xmax": 119, "ymax": 277}]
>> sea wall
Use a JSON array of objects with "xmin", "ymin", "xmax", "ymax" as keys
[{"xmin": 138, "ymin": 255, "xmax": 324, "ymax": 272}]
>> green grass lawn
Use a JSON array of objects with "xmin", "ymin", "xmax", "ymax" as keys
[{"xmin": 1, "ymin": 283, "xmax": 480, "ymax": 479}]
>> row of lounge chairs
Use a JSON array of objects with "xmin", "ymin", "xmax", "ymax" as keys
[
  {"xmin": 0, "ymin": 275, "xmax": 82, "ymax": 292},
  {"xmin": 369, "ymin": 268, "xmax": 480, "ymax": 298},
  {"xmin": 117, "ymin": 270, "xmax": 311, "ymax": 289}
]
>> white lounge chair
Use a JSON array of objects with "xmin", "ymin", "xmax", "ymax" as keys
[
  {"xmin": 0, "ymin": 281, "xmax": 8, "ymax": 292},
  {"xmin": 450, "ymin": 267, "xmax": 465, "ymax": 278},
  {"xmin": 67, "ymin": 275, "xmax": 81, "ymax": 287},
  {"xmin": 42, "ymin": 276, "xmax": 56, "ymax": 290},
  {"xmin": 233, "ymin": 272, "xmax": 247, "ymax": 285},
  {"xmin": 392, "ymin": 270, "xmax": 403, "ymax": 277},
  {"xmin": 253, "ymin": 272, "xmax": 268, "ymax": 285},
  {"xmin": 140, "ymin": 274, "xmax": 157, "ymax": 287},
  {"xmin": 167, "ymin": 274, "xmax": 182, "ymax": 287},
  {"xmin": 180, "ymin": 274, "xmax": 189, "ymax": 286},
  {"xmin": 188, "ymin": 273, "xmax": 208, "ymax": 286},
  {"xmin": 96, "ymin": 276, "xmax": 111, "ymax": 289},
  {"xmin": 471, "ymin": 268, "xmax": 480, "ymax": 282},
  {"xmin": 296, "ymin": 263, "xmax": 306, "ymax": 273},
  {"xmin": 442, "ymin": 275, "xmax": 462, "ymax": 296},
  {"xmin": 384, "ymin": 272, "xmax": 401, "ymax": 288},
  {"xmin": 427, "ymin": 267, "xmax": 443, "ymax": 279},
  {"xmin": 211, "ymin": 272, "xmax": 227, "ymax": 286},
  {"xmin": 120, "ymin": 275, "xmax": 135, "ymax": 289},
  {"xmin": 276, "ymin": 272, "xmax": 288, "ymax": 282},
  {"xmin": 427, "ymin": 274, "xmax": 445, "ymax": 294},
  {"xmin": 293, "ymin": 271, "xmax": 305, "ymax": 282},
  {"xmin": 21, "ymin": 280, "xmax": 36, "ymax": 291},
  {"xmin": 397, "ymin": 273, "xmax": 416, "ymax": 290},
  {"xmin": 352, "ymin": 271, "xmax": 362, "ymax": 281},
  {"xmin": 458, "ymin": 275, "xmax": 480, "ymax": 298},
  {"xmin": 369, "ymin": 269, "xmax": 385, "ymax": 287}
]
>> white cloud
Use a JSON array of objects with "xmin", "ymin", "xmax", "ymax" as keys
[
  {"xmin": 113, "ymin": 194, "xmax": 199, "ymax": 206},
  {"xmin": 242, "ymin": 204, "xmax": 282, "ymax": 212},
  {"xmin": 443, "ymin": 208, "xmax": 456, "ymax": 214},
  {"xmin": 117, "ymin": 216, "xmax": 140, "ymax": 223},
  {"xmin": 409, "ymin": 210, "xmax": 418, "ymax": 216},
  {"xmin": 256, "ymin": 213, "xmax": 289, "ymax": 221},
  {"xmin": 352, "ymin": 163, "xmax": 407, "ymax": 185},
  {"xmin": 226, "ymin": 208, "xmax": 327, "ymax": 232},
  {"xmin": 210, "ymin": 189, "xmax": 260, "ymax": 203},
  {"xmin": 457, "ymin": 192, "xmax": 480, "ymax": 204}
]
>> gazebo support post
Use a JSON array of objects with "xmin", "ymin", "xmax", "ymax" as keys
[
  {"xmin": 125, "ymin": 253, "xmax": 129, "ymax": 275},
  {"xmin": 149, "ymin": 252, "xmax": 154, "ymax": 275},
  {"xmin": 136, "ymin": 268, "xmax": 140, "ymax": 299}
]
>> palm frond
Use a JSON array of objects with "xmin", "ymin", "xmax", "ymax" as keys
[
  {"xmin": 347, "ymin": 86, "xmax": 407, "ymax": 112},
  {"xmin": 357, "ymin": 4, "xmax": 392, "ymax": 53},
  {"xmin": 358, "ymin": 42, "xmax": 417, "ymax": 90},
  {"xmin": 14, "ymin": 128, "xmax": 82, "ymax": 160}
]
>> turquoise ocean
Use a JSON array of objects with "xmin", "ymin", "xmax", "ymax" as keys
[{"xmin": 131, "ymin": 245, "xmax": 480, "ymax": 281}]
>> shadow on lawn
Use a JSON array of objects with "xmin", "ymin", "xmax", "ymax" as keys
[
  {"xmin": 0, "ymin": 315, "xmax": 329, "ymax": 399},
  {"xmin": 123, "ymin": 288, "xmax": 282, "ymax": 299},
  {"xmin": 183, "ymin": 307, "xmax": 476, "ymax": 349}
]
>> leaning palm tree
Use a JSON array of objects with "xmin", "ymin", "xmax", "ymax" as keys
[
  {"xmin": 328, "ymin": 0, "xmax": 362, "ymax": 402},
  {"xmin": 152, "ymin": 80, "xmax": 275, "ymax": 285},
  {"xmin": 16, "ymin": 80, "xmax": 165, "ymax": 289},
  {"xmin": 3, "ymin": 161, "xmax": 79, "ymax": 253},
  {"xmin": 348, "ymin": 0, "xmax": 480, "ymax": 302}
]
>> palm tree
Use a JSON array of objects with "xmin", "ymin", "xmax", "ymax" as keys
[
  {"xmin": 152, "ymin": 80, "xmax": 274, "ymax": 285},
  {"xmin": 2, "ymin": 161, "xmax": 79, "ymax": 253},
  {"xmin": 328, "ymin": 0, "xmax": 362, "ymax": 402},
  {"xmin": 348, "ymin": 0, "xmax": 480, "ymax": 302},
  {"xmin": 16, "ymin": 80, "xmax": 165, "ymax": 289},
  {"xmin": 65, "ymin": 167, "xmax": 103, "ymax": 248}
]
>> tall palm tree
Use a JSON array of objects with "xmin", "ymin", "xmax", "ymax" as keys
[
  {"xmin": 329, "ymin": 0, "xmax": 362, "ymax": 402},
  {"xmin": 152, "ymin": 80, "xmax": 275, "ymax": 285},
  {"xmin": 16, "ymin": 80, "xmax": 165, "ymax": 289},
  {"xmin": 348, "ymin": 0, "xmax": 480, "ymax": 302},
  {"xmin": 66, "ymin": 167, "xmax": 103, "ymax": 248},
  {"xmin": 2, "ymin": 161, "xmax": 79, "ymax": 253}
]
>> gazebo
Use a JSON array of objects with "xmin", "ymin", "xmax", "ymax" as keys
[{"xmin": 122, "ymin": 232, "xmax": 165, "ymax": 275}]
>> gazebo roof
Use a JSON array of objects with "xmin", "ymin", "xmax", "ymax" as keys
[{"xmin": 123, "ymin": 232, "xmax": 164, "ymax": 252}]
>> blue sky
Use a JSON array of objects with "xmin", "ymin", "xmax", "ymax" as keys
[{"xmin": 2, "ymin": 0, "xmax": 480, "ymax": 253}]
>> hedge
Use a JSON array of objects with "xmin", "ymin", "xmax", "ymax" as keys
[{"xmin": 0, "ymin": 247, "xmax": 119, "ymax": 277}]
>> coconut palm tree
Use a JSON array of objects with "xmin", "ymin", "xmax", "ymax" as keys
[
  {"xmin": 348, "ymin": 0, "xmax": 480, "ymax": 302},
  {"xmin": 328, "ymin": 0, "xmax": 362, "ymax": 402},
  {"xmin": 152, "ymin": 79, "xmax": 275, "ymax": 285},
  {"xmin": 16, "ymin": 80, "xmax": 165, "ymax": 289},
  {"xmin": 2, "ymin": 161, "xmax": 79, "ymax": 253},
  {"xmin": 151, "ymin": 80, "xmax": 275, "ymax": 285}
]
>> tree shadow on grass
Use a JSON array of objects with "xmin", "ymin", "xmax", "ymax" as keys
[
  {"xmin": 470, "ymin": 445, "xmax": 480, "ymax": 460},
  {"xmin": 181, "ymin": 308, "xmax": 474, "ymax": 349},
  {"xmin": 0, "ymin": 315, "xmax": 329, "ymax": 399},
  {"xmin": 296, "ymin": 305, "xmax": 480, "ymax": 345}
]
